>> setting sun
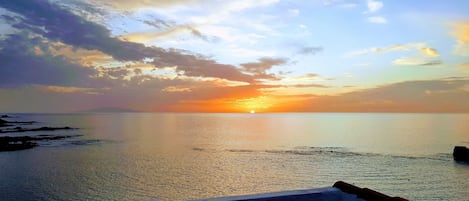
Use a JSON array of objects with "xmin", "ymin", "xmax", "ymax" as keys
[{"xmin": 250, "ymin": 110, "xmax": 255, "ymax": 114}]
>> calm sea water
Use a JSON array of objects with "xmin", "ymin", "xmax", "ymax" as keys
[{"xmin": 0, "ymin": 113, "xmax": 468, "ymax": 201}]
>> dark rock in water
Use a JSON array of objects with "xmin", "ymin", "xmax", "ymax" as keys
[
  {"xmin": 0, "ymin": 118, "xmax": 35, "ymax": 128},
  {"xmin": 0, "ymin": 118, "xmax": 10, "ymax": 127},
  {"xmin": 0, "ymin": 126, "xmax": 75, "ymax": 133},
  {"xmin": 0, "ymin": 137, "xmax": 38, "ymax": 151},
  {"xmin": 0, "ymin": 141, "xmax": 37, "ymax": 151},
  {"xmin": 453, "ymin": 146, "xmax": 469, "ymax": 162},
  {"xmin": 0, "ymin": 135, "xmax": 79, "ymax": 152}
]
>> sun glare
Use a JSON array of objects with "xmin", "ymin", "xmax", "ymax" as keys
[{"xmin": 250, "ymin": 110, "xmax": 256, "ymax": 114}]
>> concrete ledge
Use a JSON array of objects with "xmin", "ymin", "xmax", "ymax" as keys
[
  {"xmin": 191, "ymin": 187, "xmax": 365, "ymax": 201},
  {"xmin": 191, "ymin": 181, "xmax": 408, "ymax": 201},
  {"xmin": 333, "ymin": 181, "xmax": 408, "ymax": 201}
]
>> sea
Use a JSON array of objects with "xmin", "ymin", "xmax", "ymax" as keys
[{"xmin": 0, "ymin": 113, "xmax": 468, "ymax": 201}]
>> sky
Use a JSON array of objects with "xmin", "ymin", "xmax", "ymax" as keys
[{"xmin": 0, "ymin": 0, "xmax": 468, "ymax": 113}]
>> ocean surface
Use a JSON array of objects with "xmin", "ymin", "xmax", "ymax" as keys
[{"xmin": 0, "ymin": 113, "xmax": 468, "ymax": 201}]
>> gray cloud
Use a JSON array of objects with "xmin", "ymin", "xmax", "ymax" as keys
[
  {"xmin": 0, "ymin": 32, "xmax": 99, "ymax": 87},
  {"xmin": 420, "ymin": 60, "xmax": 443, "ymax": 66},
  {"xmin": 297, "ymin": 46, "xmax": 323, "ymax": 55},
  {"xmin": 241, "ymin": 58, "xmax": 288, "ymax": 80},
  {"xmin": 0, "ymin": 0, "xmax": 255, "ymax": 85}
]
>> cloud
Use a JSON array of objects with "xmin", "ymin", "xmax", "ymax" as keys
[
  {"xmin": 347, "ymin": 43, "xmax": 431, "ymax": 56},
  {"xmin": 188, "ymin": 0, "xmax": 279, "ymax": 24},
  {"xmin": 420, "ymin": 47, "xmax": 439, "ymax": 57},
  {"xmin": 151, "ymin": 49, "xmax": 255, "ymax": 83},
  {"xmin": 119, "ymin": 25, "xmax": 216, "ymax": 43},
  {"xmin": 419, "ymin": 60, "xmax": 443, "ymax": 66},
  {"xmin": 38, "ymin": 85, "xmax": 104, "ymax": 94},
  {"xmin": 393, "ymin": 57, "xmax": 442, "ymax": 66},
  {"xmin": 347, "ymin": 43, "xmax": 441, "ymax": 66},
  {"xmin": 84, "ymin": 0, "xmax": 203, "ymax": 10},
  {"xmin": 240, "ymin": 58, "xmax": 287, "ymax": 80},
  {"xmin": 366, "ymin": 0, "xmax": 383, "ymax": 13},
  {"xmin": 348, "ymin": 43, "xmax": 442, "ymax": 66},
  {"xmin": 137, "ymin": 18, "xmax": 217, "ymax": 43},
  {"xmin": 278, "ymin": 78, "xmax": 469, "ymax": 112},
  {"xmin": 287, "ymin": 9, "xmax": 300, "ymax": 17},
  {"xmin": 368, "ymin": 16, "xmax": 387, "ymax": 24},
  {"xmin": 297, "ymin": 46, "xmax": 323, "ymax": 55},
  {"xmin": 451, "ymin": 21, "xmax": 469, "ymax": 56},
  {"xmin": 0, "ymin": 0, "xmax": 257, "ymax": 85},
  {"xmin": 0, "ymin": 32, "xmax": 99, "ymax": 88}
]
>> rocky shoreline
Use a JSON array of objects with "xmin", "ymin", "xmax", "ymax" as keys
[{"xmin": 0, "ymin": 115, "xmax": 79, "ymax": 152}]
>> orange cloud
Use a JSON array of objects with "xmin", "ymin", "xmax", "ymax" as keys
[{"xmin": 37, "ymin": 85, "xmax": 105, "ymax": 95}]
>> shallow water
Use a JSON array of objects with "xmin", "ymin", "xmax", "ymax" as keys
[{"xmin": 0, "ymin": 113, "xmax": 468, "ymax": 200}]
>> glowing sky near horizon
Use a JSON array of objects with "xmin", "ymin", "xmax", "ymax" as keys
[{"xmin": 0, "ymin": 0, "xmax": 468, "ymax": 113}]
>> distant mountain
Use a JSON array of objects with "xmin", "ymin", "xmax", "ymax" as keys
[{"xmin": 77, "ymin": 107, "xmax": 139, "ymax": 113}]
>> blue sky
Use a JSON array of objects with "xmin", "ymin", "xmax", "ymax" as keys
[{"xmin": 0, "ymin": 0, "xmax": 468, "ymax": 112}]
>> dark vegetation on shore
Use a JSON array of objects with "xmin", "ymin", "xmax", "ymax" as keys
[{"xmin": 0, "ymin": 114, "xmax": 78, "ymax": 152}]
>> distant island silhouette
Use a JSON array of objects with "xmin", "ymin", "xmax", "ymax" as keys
[{"xmin": 76, "ymin": 107, "xmax": 139, "ymax": 113}]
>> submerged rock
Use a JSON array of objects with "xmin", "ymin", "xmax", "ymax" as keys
[
  {"xmin": 453, "ymin": 146, "xmax": 469, "ymax": 162},
  {"xmin": 0, "ymin": 140, "xmax": 37, "ymax": 151},
  {"xmin": 0, "ymin": 118, "xmax": 10, "ymax": 127},
  {"xmin": 0, "ymin": 126, "xmax": 74, "ymax": 133},
  {"xmin": 0, "ymin": 135, "xmax": 79, "ymax": 152}
]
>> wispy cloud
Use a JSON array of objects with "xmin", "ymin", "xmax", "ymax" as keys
[
  {"xmin": 363, "ymin": 0, "xmax": 387, "ymax": 24},
  {"xmin": 287, "ymin": 9, "xmax": 300, "ymax": 17},
  {"xmin": 83, "ymin": 0, "xmax": 203, "ymax": 10},
  {"xmin": 39, "ymin": 85, "xmax": 104, "ymax": 94},
  {"xmin": 296, "ymin": 46, "xmax": 323, "ymax": 55},
  {"xmin": 347, "ymin": 42, "xmax": 442, "ymax": 66},
  {"xmin": 451, "ymin": 21, "xmax": 469, "ymax": 56},
  {"xmin": 393, "ymin": 57, "xmax": 442, "ymax": 66},
  {"xmin": 366, "ymin": 0, "xmax": 383, "ymax": 13},
  {"xmin": 278, "ymin": 78, "xmax": 469, "ymax": 112},
  {"xmin": 347, "ymin": 43, "xmax": 438, "ymax": 56},
  {"xmin": 368, "ymin": 16, "xmax": 387, "ymax": 24},
  {"xmin": 189, "ymin": 0, "xmax": 279, "ymax": 24},
  {"xmin": 119, "ymin": 25, "xmax": 216, "ymax": 43}
]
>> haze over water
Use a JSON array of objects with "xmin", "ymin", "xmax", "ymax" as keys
[{"xmin": 1, "ymin": 113, "xmax": 468, "ymax": 201}]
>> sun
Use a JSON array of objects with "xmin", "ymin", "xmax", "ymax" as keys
[{"xmin": 250, "ymin": 110, "xmax": 256, "ymax": 114}]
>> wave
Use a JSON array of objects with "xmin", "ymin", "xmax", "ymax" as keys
[
  {"xmin": 192, "ymin": 146, "xmax": 453, "ymax": 162},
  {"xmin": 38, "ymin": 139, "xmax": 107, "ymax": 147}
]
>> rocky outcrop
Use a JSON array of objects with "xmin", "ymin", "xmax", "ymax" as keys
[
  {"xmin": 0, "ymin": 116, "xmax": 78, "ymax": 152},
  {"xmin": 0, "ymin": 126, "xmax": 74, "ymax": 133},
  {"xmin": 453, "ymin": 146, "xmax": 469, "ymax": 162},
  {"xmin": 0, "ymin": 135, "xmax": 78, "ymax": 152},
  {"xmin": 0, "ymin": 118, "xmax": 9, "ymax": 127}
]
